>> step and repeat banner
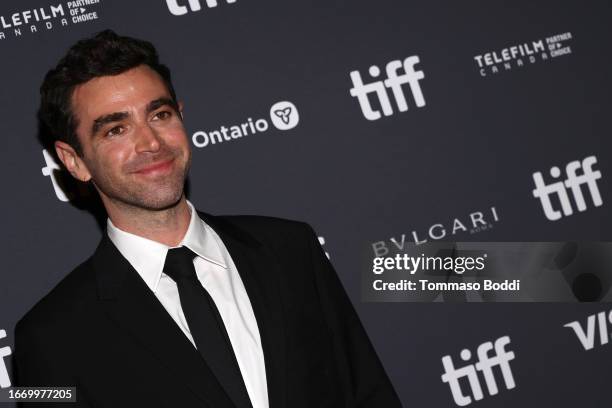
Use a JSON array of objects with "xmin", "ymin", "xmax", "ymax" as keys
[{"xmin": 0, "ymin": 0, "xmax": 610, "ymax": 406}]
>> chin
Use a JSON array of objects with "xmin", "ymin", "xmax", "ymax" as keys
[
  {"xmin": 95, "ymin": 171, "xmax": 187, "ymax": 211},
  {"xmin": 107, "ymin": 186, "xmax": 184, "ymax": 212},
  {"xmin": 140, "ymin": 190, "xmax": 184, "ymax": 211}
]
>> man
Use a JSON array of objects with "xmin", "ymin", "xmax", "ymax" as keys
[{"xmin": 14, "ymin": 30, "xmax": 402, "ymax": 408}]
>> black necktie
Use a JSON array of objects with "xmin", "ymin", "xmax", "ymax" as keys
[{"xmin": 164, "ymin": 246, "xmax": 252, "ymax": 408}]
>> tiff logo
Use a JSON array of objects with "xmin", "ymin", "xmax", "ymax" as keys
[
  {"xmin": 0, "ymin": 329, "xmax": 12, "ymax": 388},
  {"xmin": 318, "ymin": 236, "xmax": 330, "ymax": 259},
  {"xmin": 166, "ymin": 0, "xmax": 237, "ymax": 16},
  {"xmin": 349, "ymin": 56, "xmax": 426, "ymax": 121},
  {"xmin": 532, "ymin": 155, "xmax": 603, "ymax": 221},
  {"xmin": 41, "ymin": 149, "xmax": 69, "ymax": 202},
  {"xmin": 564, "ymin": 310, "xmax": 612, "ymax": 351},
  {"xmin": 441, "ymin": 335, "xmax": 516, "ymax": 406}
]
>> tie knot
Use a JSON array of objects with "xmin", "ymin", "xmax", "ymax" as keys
[{"xmin": 164, "ymin": 246, "xmax": 197, "ymax": 282}]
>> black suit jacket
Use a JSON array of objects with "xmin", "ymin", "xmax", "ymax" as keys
[{"xmin": 14, "ymin": 212, "xmax": 401, "ymax": 407}]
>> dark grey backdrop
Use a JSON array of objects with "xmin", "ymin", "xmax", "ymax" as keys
[{"xmin": 0, "ymin": 0, "xmax": 610, "ymax": 406}]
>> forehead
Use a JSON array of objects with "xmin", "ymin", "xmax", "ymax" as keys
[{"xmin": 71, "ymin": 65, "xmax": 170, "ymax": 123}]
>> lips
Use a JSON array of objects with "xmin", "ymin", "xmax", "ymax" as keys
[{"xmin": 134, "ymin": 158, "xmax": 174, "ymax": 175}]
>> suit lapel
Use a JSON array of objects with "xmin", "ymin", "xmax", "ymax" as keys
[
  {"xmin": 93, "ymin": 235, "xmax": 235, "ymax": 408},
  {"xmin": 92, "ymin": 213, "xmax": 288, "ymax": 408},
  {"xmin": 198, "ymin": 213, "xmax": 288, "ymax": 408}
]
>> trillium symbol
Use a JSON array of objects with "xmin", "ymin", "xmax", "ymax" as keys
[{"xmin": 274, "ymin": 107, "xmax": 293, "ymax": 124}]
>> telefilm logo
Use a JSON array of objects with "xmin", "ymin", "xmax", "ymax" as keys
[
  {"xmin": 441, "ymin": 335, "xmax": 516, "ymax": 406},
  {"xmin": 371, "ymin": 206, "xmax": 499, "ymax": 256},
  {"xmin": 473, "ymin": 31, "xmax": 573, "ymax": 77},
  {"xmin": 166, "ymin": 0, "xmax": 237, "ymax": 16},
  {"xmin": 0, "ymin": 1, "xmax": 102, "ymax": 41},
  {"xmin": 349, "ymin": 56, "xmax": 426, "ymax": 121},
  {"xmin": 564, "ymin": 309, "xmax": 612, "ymax": 351},
  {"xmin": 532, "ymin": 155, "xmax": 603, "ymax": 221},
  {"xmin": 0, "ymin": 329, "xmax": 12, "ymax": 388},
  {"xmin": 192, "ymin": 101, "xmax": 299, "ymax": 149}
]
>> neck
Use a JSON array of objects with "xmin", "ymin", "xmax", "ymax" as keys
[{"xmin": 105, "ymin": 196, "xmax": 191, "ymax": 247}]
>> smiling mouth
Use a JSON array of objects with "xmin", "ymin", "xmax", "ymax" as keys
[{"xmin": 134, "ymin": 158, "xmax": 174, "ymax": 175}]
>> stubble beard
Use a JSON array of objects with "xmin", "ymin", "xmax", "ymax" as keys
[{"xmin": 90, "ymin": 146, "xmax": 192, "ymax": 213}]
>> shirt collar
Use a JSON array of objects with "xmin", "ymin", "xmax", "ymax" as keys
[{"xmin": 106, "ymin": 200, "xmax": 227, "ymax": 293}]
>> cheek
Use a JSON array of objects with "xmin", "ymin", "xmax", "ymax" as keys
[
  {"xmin": 168, "ymin": 122, "xmax": 188, "ymax": 138},
  {"xmin": 92, "ymin": 142, "xmax": 132, "ymax": 172},
  {"xmin": 164, "ymin": 125, "xmax": 190, "ymax": 148}
]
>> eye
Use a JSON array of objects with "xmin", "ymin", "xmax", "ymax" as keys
[
  {"xmin": 105, "ymin": 126, "xmax": 124, "ymax": 137},
  {"xmin": 152, "ymin": 110, "xmax": 172, "ymax": 121}
]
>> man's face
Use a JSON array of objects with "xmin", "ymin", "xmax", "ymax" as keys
[{"xmin": 60, "ymin": 65, "xmax": 191, "ymax": 212}]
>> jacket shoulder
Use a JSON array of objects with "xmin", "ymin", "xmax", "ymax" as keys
[
  {"xmin": 220, "ymin": 214, "xmax": 310, "ymax": 233},
  {"xmin": 205, "ymin": 213, "xmax": 319, "ymax": 251},
  {"xmin": 16, "ymin": 257, "xmax": 97, "ymax": 336}
]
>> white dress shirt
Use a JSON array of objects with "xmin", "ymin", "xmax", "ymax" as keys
[{"xmin": 107, "ymin": 200, "xmax": 269, "ymax": 408}]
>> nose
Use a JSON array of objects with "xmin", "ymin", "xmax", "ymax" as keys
[{"xmin": 134, "ymin": 123, "xmax": 161, "ymax": 153}]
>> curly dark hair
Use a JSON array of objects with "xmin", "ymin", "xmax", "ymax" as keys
[{"xmin": 39, "ymin": 29, "xmax": 178, "ymax": 157}]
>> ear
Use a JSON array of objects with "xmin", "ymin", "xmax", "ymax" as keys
[{"xmin": 54, "ymin": 140, "xmax": 92, "ymax": 182}]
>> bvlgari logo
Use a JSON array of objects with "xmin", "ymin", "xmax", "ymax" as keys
[{"xmin": 371, "ymin": 206, "xmax": 500, "ymax": 257}]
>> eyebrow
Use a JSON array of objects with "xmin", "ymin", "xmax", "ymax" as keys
[
  {"xmin": 146, "ymin": 97, "xmax": 178, "ymax": 114},
  {"xmin": 90, "ymin": 97, "xmax": 179, "ymax": 136},
  {"xmin": 91, "ymin": 111, "xmax": 129, "ymax": 136}
]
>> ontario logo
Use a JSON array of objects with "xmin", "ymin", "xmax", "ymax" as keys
[
  {"xmin": 0, "ymin": 1, "xmax": 102, "ymax": 41},
  {"xmin": 473, "ymin": 31, "xmax": 573, "ymax": 77},
  {"xmin": 191, "ymin": 100, "xmax": 300, "ymax": 149}
]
